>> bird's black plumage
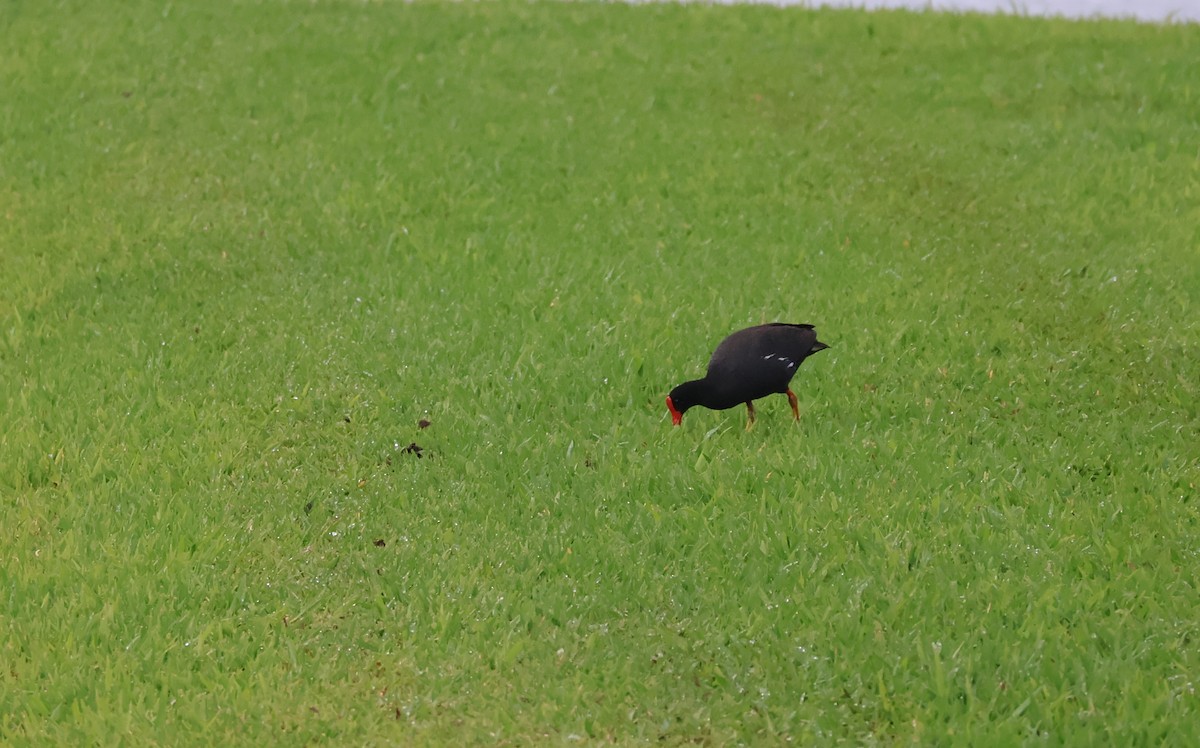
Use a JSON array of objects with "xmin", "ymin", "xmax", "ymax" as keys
[{"xmin": 667, "ymin": 323, "xmax": 828, "ymax": 427}]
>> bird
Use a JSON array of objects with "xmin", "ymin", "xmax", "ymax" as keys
[{"xmin": 666, "ymin": 323, "xmax": 829, "ymax": 429}]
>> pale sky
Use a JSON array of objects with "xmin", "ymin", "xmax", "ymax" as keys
[{"xmin": 705, "ymin": 0, "xmax": 1200, "ymax": 23}]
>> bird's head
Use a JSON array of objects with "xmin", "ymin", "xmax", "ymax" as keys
[
  {"xmin": 665, "ymin": 395, "xmax": 683, "ymax": 426},
  {"xmin": 665, "ymin": 381, "xmax": 702, "ymax": 426}
]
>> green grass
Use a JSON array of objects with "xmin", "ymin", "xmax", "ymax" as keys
[{"xmin": 2, "ymin": 0, "xmax": 1199, "ymax": 743}]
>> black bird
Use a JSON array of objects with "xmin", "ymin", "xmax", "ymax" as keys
[{"xmin": 666, "ymin": 323, "xmax": 829, "ymax": 428}]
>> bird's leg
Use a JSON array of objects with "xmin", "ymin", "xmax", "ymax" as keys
[
  {"xmin": 744, "ymin": 401, "xmax": 756, "ymax": 431},
  {"xmin": 787, "ymin": 388, "xmax": 800, "ymax": 421}
]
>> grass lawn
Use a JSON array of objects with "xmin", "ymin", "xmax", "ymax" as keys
[{"xmin": 2, "ymin": 0, "xmax": 1198, "ymax": 743}]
